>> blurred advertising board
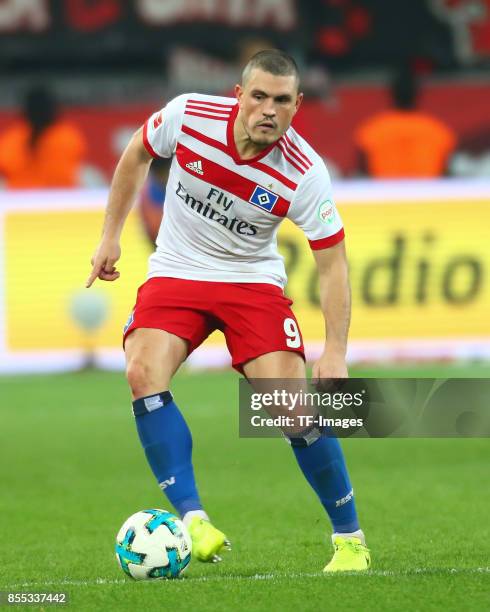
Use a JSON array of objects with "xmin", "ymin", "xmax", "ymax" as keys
[
  {"xmin": 0, "ymin": 180, "xmax": 489, "ymax": 373},
  {"xmin": 0, "ymin": 0, "xmax": 299, "ymax": 61},
  {"xmin": 1, "ymin": 83, "xmax": 489, "ymax": 180}
]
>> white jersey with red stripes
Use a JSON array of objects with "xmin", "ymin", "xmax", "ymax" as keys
[{"xmin": 142, "ymin": 93, "xmax": 344, "ymax": 288}]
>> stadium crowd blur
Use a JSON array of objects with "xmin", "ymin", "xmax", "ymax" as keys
[{"xmin": 0, "ymin": 0, "xmax": 489, "ymax": 192}]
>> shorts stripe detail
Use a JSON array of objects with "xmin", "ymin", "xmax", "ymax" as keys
[
  {"xmin": 181, "ymin": 124, "xmax": 298, "ymax": 192},
  {"xmin": 308, "ymin": 228, "xmax": 345, "ymax": 250},
  {"xmin": 176, "ymin": 143, "xmax": 291, "ymax": 216},
  {"xmin": 143, "ymin": 120, "xmax": 160, "ymax": 158}
]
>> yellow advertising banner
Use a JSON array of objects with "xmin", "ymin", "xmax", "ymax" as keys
[
  {"xmin": 281, "ymin": 198, "xmax": 490, "ymax": 340},
  {"xmin": 6, "ymin": 207, "xmax": 148, "ymax": 349},
  {"xmin": 3, "ymin": 188, "xmax": 489, "ymax": 355}
]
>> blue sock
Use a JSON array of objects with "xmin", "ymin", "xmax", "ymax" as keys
[
  {"xmin": 291, "ymin": 433, "xmax": 360, "ymax": 533},
  {"xmin": 132, "ymin": 391, "xmax": 202, "ymax": 516}
]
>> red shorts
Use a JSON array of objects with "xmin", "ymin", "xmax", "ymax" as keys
[{"xmin": 123, "ymin": 277, "xmax": 305, "ymax": 373}]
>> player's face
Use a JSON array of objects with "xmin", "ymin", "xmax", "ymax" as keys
[{"xmin": 235, "ymin": 69, "xmax": 303, "ymax": 147}]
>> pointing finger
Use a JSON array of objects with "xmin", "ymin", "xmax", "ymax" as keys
[{"xmin": 86, "ymin": 260, "xmax": 104, "ymax": 288}]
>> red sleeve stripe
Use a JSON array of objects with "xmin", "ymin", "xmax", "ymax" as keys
[
  {"xmin": 187, "ymin": 99, "xmax": 236, "ymax": 109},
  {"xmin": 176, "ymin": 143, "xmax": 291, "ymax": 217},
  {"xmin": 279, "ymin": 137, "xmax": 311, "ymax": 172},
  {"xmin": 181, "ymin": 124, "xmax": 298, "ymax": 192},
  {"xmin": 184, "ymin": 110, "xmax": 231, "ymax": 121},
  {"xmin": 308, "ymin": 228, "xmax": 345, "ymax": 250},
  {"xmin": 182, "ymin": 124, "xmax": 229, "ymax": 153},
  {"xmin": 283, "ymin": 133, "xmax": 312, "ymax": 167},
  {"xmin": 142, "ymin": 120, "xmax": 160, "ymax": 158},
  {"xmin": 277, "ymin": 141, "xmax": 307, "ymax": 174},
  {"xmin": 280, "ymin": 142, "xmax": 310, "ymax": 172},
  {"xmin": 186, "ymin": 104, "xmax": 232, "ymax": 116}
]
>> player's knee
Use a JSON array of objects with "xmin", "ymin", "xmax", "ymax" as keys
[{"xmin": 126, "ymin": 357, "xmax": 157, "ymax": 398}]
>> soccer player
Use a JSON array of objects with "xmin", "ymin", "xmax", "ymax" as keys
[{"xmin": 86, "ymin": 50, "xmax": 370, "ymax": 572}]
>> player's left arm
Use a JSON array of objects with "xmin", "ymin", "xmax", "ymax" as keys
[
  {"xmin": 286, "ymin": 151, "xmax": 349, "ymax": 378},
  {"xmin": 312, "ymin": 241, "xmax": 351, "ymax": 380}
]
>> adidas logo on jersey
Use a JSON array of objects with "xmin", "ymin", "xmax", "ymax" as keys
[{"xmin": 186, "ymin": 159, "xmax": 204, "ymax": 175}]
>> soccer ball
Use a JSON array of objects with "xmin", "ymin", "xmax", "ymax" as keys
[{"xmin": 115, "ymin": 509, "xmax": 192, "ymax": 580}]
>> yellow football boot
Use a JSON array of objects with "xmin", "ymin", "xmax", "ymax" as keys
[
  {"xmin": 323, "ymin": 535, "xmax": 371, "ymax": 573},
  {"xmin": 187, "ymin": 517, "xmax": 231, "ymax": 563}
]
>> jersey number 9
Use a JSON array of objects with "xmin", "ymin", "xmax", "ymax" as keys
[{"xmin": 283, "ymin": 317, "xmax": 301, "ymax": 348}]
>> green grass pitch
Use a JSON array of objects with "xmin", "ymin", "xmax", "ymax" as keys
[{"xmin": 1, "ymin": 364, "xmax": 489, "ymax": 611}]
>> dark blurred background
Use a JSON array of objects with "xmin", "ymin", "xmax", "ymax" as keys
[{"xmin": 0, "ymin": 0, "xmax": 489, "ymax": 184}]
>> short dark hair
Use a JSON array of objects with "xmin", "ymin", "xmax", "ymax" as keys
[{"xmin": 242, "ymin": 49, "xmax": 300, "ymax": 89}]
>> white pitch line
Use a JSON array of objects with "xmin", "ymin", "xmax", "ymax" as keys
[{"xmin": 2, "ymin": 567, "xmax": 489, "ymax": 589}]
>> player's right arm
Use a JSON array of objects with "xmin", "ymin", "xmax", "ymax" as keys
[
  {"xmin": 86, "ymin": 127, "xmax": 153, "ymax": 288},
  {"xmin": 86, "ymin": 94, "xmax": 188, "ymax": 288}
]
